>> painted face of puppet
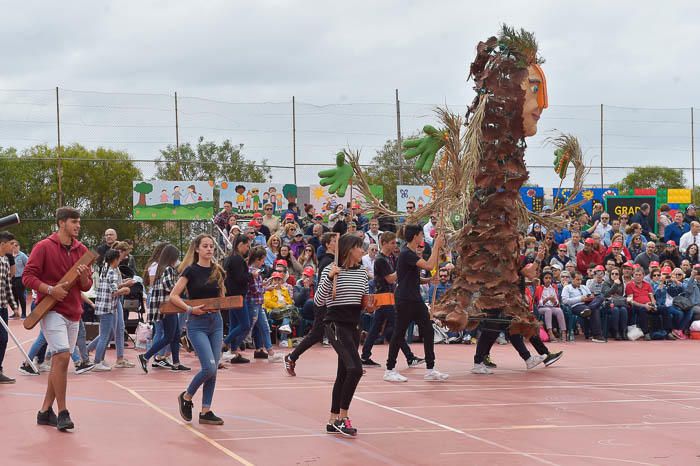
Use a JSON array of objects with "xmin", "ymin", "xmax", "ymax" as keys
[{"xmin": 521, "ymin": 64, "xmax": 548, "ymax": 137}]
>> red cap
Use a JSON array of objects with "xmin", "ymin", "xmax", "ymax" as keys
[
  {"xmin": 303, "ymin": 266, "xmax": 315, "ymax": 277},
  {"xmin": 352, "ymin": 203, "xmax": 360, "ymax": 209},
  {"xmin": 694, "ymin": 264, "xmax": 700, "ymax": 270},
  {"xmin": 271, "ymin": 272, "xmax": 284, "ymax": 279},
  {"xmin": 594, "ymin": 265, "xmax": 605, "ymax": 271},
  {"xmin": 584, "ymin": 238, "xmax": 595, "ymax": 244},
  {"xmin": 558, "ymin": 244, "xmax": 567, "ymax": 250},
  {"xmin": 274, "ymin": 259, "xmax": 288, "ymax": 267},
  {"xmin": 248, "ymin": 220, "xmax": 260, "ymax": 228},
  {"xmin": 623, "ymin": 261, "xmax": 635, "ymax": 268},
  {"xmin": 661, "ymin": 266, "xmax": 673, "ymax": 274},
  {"xmin": 252, "ymin": 212, "xmax": 263, "ymax": 218},
  {"xmin": 666, "ymin": 240, "xmax": 677, "ymax": 246},
  {"xmin": 285, "ymin": 213, "xmax": 295, "ymax": 220},
  {"xmin": 611, "ymin": 242, "xmax": 623, "ymax": 248},
  {"xmin": 649, "ymin": 261, "xmax": 660, "ymax": 267}
]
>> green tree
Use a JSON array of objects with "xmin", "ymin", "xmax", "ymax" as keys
[
  {"xmin": 283, "ymin": 184, "xmax": 297, "ymax": 202},
  {"xmin": 364, "ymin": 136, "xmax": 429, "ymax": 210},
  {"xmin": 134, "ymin": 182, "xmax": 153, "ymax": 206},
  {"xmin": 156, "ymin": 137, "xmax": 270, "ymax": 182},
  {"xmin": 612, "ymin": 166, "xmax": 686, "ymax": 193}
]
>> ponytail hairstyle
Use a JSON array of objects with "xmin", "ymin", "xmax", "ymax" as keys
[
  {"xmin": 142, "ymin": 242, "xmax": 168, "ymax": 287},
  {"xmin": 154, "ymin": 244, "xmax": 180, "ymax": 282}
]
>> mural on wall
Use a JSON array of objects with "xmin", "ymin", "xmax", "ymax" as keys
[
  {"xmin": 219, "ymin": 182, "xmax": 297, "ymax": 217},
  {"xmin": 133, "ymin": 180, "xmax": 214, "ymax": 220},
  {"xmin": 396, "ymin": 185, "xmax": 434, "ymax": 212},
  {"xmin": 309, "ymin": 184, "xmax": 383, "ymax": 216}
]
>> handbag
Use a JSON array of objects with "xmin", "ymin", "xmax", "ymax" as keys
[{"xmin": 672, "ymin": 294, "xmax": 693, "ymax": 311}]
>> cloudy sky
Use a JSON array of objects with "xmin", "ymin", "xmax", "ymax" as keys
[{"xmin": 2, "ymin": 1, "xmax": 699, "ymax": 189}]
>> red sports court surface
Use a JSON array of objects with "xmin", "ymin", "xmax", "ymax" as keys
[{"xmin": 2, "ymin": 318, "xmax": 700, "ymax": 466}]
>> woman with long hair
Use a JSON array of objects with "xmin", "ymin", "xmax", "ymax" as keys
[
  {"xmin": 628, "ymin": 233, "xmax": 645, "ymax": 260},
  {"xmin": 170, "ymin": 234, "xmax": 226, "ymax": 425},
  {"xmin": 142, "ymin": 242, "xmax": 168, "ymax": 288},
  {"xmin": 265, "ymin": 234, "xmax": 282, "ymax": 268},
  {"xmin": 314, "ymin": 234, "xmax": 368, "ymax": 437},
  {"xmin": 139, "ymin": 245, "xmax": 190, "ymax": 372},
  {"xmin": 142, "ymin": 242, "xmax": 172, "ymax": 367},
  {"xmin": 277, "ymin": 244, "xmax": 303, "ymax": 276},
  {"xmin": 601, "ymin": 267, "xmax": 629, "ymax": 340},
  {"xmin": 684, "ymin": 243, "xmax": 700, "ymax": 265},
  {"xmin": 222, "ymin": 235, "xmax": 252, "ymax": 364},
  {"xmin": 298, "ymin": 244, "xmax": 318, "ymax": 272}
]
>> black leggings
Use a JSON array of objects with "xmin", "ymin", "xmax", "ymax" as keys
[
  {"xmin": 386, "ymin": 301, "xmax": 435, "ymax": 370},
  {"xmin": 325, "ymin": 322, "xmax": 363, "ymax": 413},
  {"xmin": 289, "ymin": 306, "xmax": 326, "ymax": 361}
]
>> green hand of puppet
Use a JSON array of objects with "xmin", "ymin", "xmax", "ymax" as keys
[
  {"xmin": 318, "ymin": 151, "xmax": 354, "ymax": 197},
  {"xmin": 402, "ymin": 125, "xmax": 447, "ymax": 174},
  {"xmin": 553, "ymin": 148, "xmax": 571, "ymax": 180}
]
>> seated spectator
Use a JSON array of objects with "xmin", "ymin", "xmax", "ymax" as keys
[
  {"xmin": 684, "ymin": 204, "xmax": 699, "ymax": 225},
  {"xmin": 262, "ymin": 203, "xmax": 281, "ymax": 236},
  {"xmin": 562, "ymin": 272, "xmax": 605, "ymax": 342},
  {"xmin": 289, "ymin": 230, "xmax": 306, "ymax": 258},
  {"xmin": 634, "ymin": 241, "xmax": 659, "ymax": 273},
  {"xmin": 559, "ymin": 269, "xmax": 571, "ymax": 286},
  {"xmin": 304, "ymin": 213, "xmax": 329, "ymax": 236},
  {"xmin": 364, "ymin": 218, "xmax": 383, "ymax": 247},
  {"xmin": 683, "ymin": 265, "xmax": 700, "ymax": 324},
  {"xmin": 293, "ymin": 267, "xmax": 316, "ymax": 332},
  {"xmin": 576, "ymin": 238, "xmax": 601, "ymax": 276},
  {"xmin": 298, "ymin": 244, "xmax": 318, "ymax": 272},
  {"xmin": 331, "ymin": 210, "xmax": 349, "ymax": 235},
  {"xmin": 273, "ymin": 258, "xmax": 299, "ymax": 286},
  {"xmin": 427, "ymin": 268, "xmax": 452, "ymax": 303},
  {"xmin": 246, "ymin": 222, "xmax": 267, "ymax": 247},
  {"xmin": 663, "ymin": 211, "xmax": 689, "ymax": 245},
  {"xmin": 534, "ymin": 271, "xmax": 566, "ymax": 341},
  {"xmin": 604, "ymin": 241, "xmax": 628, "ymax": 268},
  {"xmin": 628, "ymin": 233, "xmax": 646, "ymax": 259},
  {"xmin": 251, "ymin": 212, "xmax": 271, "ymax": 240},
  {"xmin": 684, "ymin": 243, "xmax": 700, "ymax": 265},
  {"xmin": 542, "ymin": 231, "xmax": 557, "ymax": 260},
  {"xmin": 650, "ymin": 267, "xmax": 682, "ymax": 340},
  {"xmin": 263, "ymin": 272, "xmax": 296, "ymax": 345},
  {"xmin": 625, "ymin": 266, "xmax": 657, "ymax": 339},
  {"xmin": 588, "ymin": 212, "xmax": 612, "ymax": 240},
  {"xmin": 601, "ymin": 267, "xmax": 629, "ymax": 340},
  {"xmin": 657, "ymin": 204, "xmax": 673, "ymax": 239},
  {"xmin": 566, "ymin": 231, "xmax": 584, "ymax": 267},
  {"xmin": 625, "ymin": 223, "xmax": 648, "ymax": 249},
  {"xmin": 265, "ymin": 234, "xmax": 282, "ymax": 268},
  {"xmin": 352, "ymin": 204, "xmax": 369, "ymax": 231},
  {"xmin": 644, "ymin": 261, "xmax": 661, "ymax": 284},
  {"xmin": 279, "ymin": 222, "xmax": 298, "ymax": 246},
  {"xmin": 551, "ymin": 263, "xmax": 563, "ymax": 284},
  {"xmin": 603, "ymin": 218, "xmax": 624, "ymax": 247},
  {"xmin": 659, "ymin": 240, "xmax": 682, "ymax": 268},
  {"xmin": 679, "ymin": 221, "xmax": 700, "ymax": 254}
]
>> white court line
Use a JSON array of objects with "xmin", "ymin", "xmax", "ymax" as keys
[
  {"xmin": 638, "ymin": 394, "xmax": 700, "ymax": 410},
  {"xmin": 212, "ymin": 428, "xmax": 446, "ymax": 441},
  {"xmin": 355, "ymin": 395, "xmax": 561, "ymax": 466},
  {"xmin": 391, "ymin": 397, "xmax": 700, "ymax": 409},
  {"xmin": 6, "ymin": 338, "xmax": 35, "ymax": 351},
  {"xmin": 439, "ymin": 450, "xmax": 660, "ymax": 466}
]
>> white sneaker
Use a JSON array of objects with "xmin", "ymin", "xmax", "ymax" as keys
[
  {"xmin": 93, "ymin": 362, "xmax": 112, "ymax": 372},
  {"xmin": 471, "ymin": 363, "xmax": 493, "ymax": 375},
  {"xmin": 383, "ymin": 369, "xmax": 408, "ymax": 383},
  {"xmin": 322, "ymin": 337, "xmax": 330, "ymax": 347},
  {"xmin": 221, "ymin": 351, "xmax": 236, "ymax": 361},
  {"xmin": 279, "ymin": 340, "xmax": 289, "ymax": 348},
  {"xmin": 38, "ymin": 361, "xmax": 51, "ymax": 373},
  {"xmin": 525, "ymin": 354, "xmax": 547, "ymax": 370},
  {"xmin": 268, "ymin": 353, "xmax": 284, "ymax": 363},
  {"xmin": 424, "ymin": 369, "xmax": 449, "ymax": 381},
  {"xmin": 279, "ymin": 324, "xmax": 292, "ymax": 333},
  {"xmin": 496, "ymin": 333, "xmax": 508, "ymax": 345}
]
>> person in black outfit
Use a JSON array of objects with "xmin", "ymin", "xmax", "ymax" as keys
[
  {"xmin": 361, "ymin": 231, "xmax": 423, "ymax": 367},
  {"xmin": 315, "ymin": 234, "xmax": 368, "ymax": 436},
  {"xmin": 383, "ymin": 224, "xmax": 448, "ymax": 382},
  {"xmin": 222, "ymin": 235, "xmax": 251, "ymax": 364},
  {"xmin": 630, "ymin": 203, "xmax": 657, "ymax": 241},
  {"xmin": 284, "ymin": 232, "xmax": 337, "ymax": 375}
]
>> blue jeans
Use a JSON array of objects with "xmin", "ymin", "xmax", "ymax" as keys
[
  {"xmin": 223, "ymin": 301, "xmax": 252, "ymax": 350},
  {"xmin": 71, "ymin": 319, "xmax": 88, "ymax": 363},
  {"xmin": 679, "ymin": 307, "xmax": 694, "ymax": 331},
  {"xmin": 662, "ymin": 305, "xmax": 683, "ymax": 330},
  {"xmin": 608, "ymin": 306, "xmax": 629, "ymax": 336},
  {"xmin": 106, "ymin": 300, "xmax": 125, "ymax": 359},
  {"xmin": 152, "ymin": 320, "xmax": 169, "ymax": 357},
  {"xmin": 252, "ymin": 305, "xmax": 272, "ymax": 350},
  {"xmin": 28, "ymin": 331, "xmax": 47, "ymax": 361},
  {"xmin": 90, "ymin": 313, "xmax": 115, "ymax": 363},
  {"xmin": 186, "ymin": 312, "xmax": 223, "ymax": 408},
  {"xmin": 143, "ymin": 314, "xmax": 181, "ymax": 364},
  {"xmin": 361, "ymin": 306, "xmax": 415, "ymax": 362}
]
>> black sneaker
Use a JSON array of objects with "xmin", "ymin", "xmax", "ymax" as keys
[
  {"xmin": 326, "ymin": 422, "xmax": 336, "ymax": 433},
  {"xmin": 138, "ymin": 354, "xmax": 149, "ymax": 373},
  {"xmin": 580, "ymin": 309, "xmax": 592, "ymax": 318},
  {"xmin": 37, "ymin": 407, "xmax": 58, "ymax": 426},
  {"xmin": 408, "ymin": 357, "xmax": 425, "ymax": 367},
  {"xmin": 543, "ymin": 351, "xmax": 563, "ymax": 367},
  {"xmin": 75, "ymin": 361, "xmax": 96, "ymax": 375},
  {"xmin": 171, "ymin": 364, "xmax": 191, "ymax": 371},
  {"xmin": 362, "ymin": 358, "xmax": 381, "ymax": 367},
  {"xmin": 178, "ymin": 391, "xmax": 193, "ymax": 422},
  {"xmin": 253, "ymin": 350, "xmax": 268, "ymax": 359},
  {"xmin": 56, "ymin": 410, "xmax": 74, "ymax": 431},
  {"xmin": 283, "ymin": 354, "xmax": 296, "ymax": 376},
  {"xmin": 199, "ymin": 411, "xmax": 224, "ymax": 425},
  {"xmin": 19, "ymin": 362, "xmax": 40, "ymax": 376},
  {"xmin": 333, "ymin": 417, "xmax": 357, "ymax": 437},
  {"xmin": 0, "ymin": 372, "xmax": 16, "ymax": 384},
  {"xmin": 152, "ymin": 358, "xmax": 173, "ymax": 369},
  {"xmin": 229, "ymin": 354, "xmax": 250, "ymax": 364},
  {"xmin": 483, "ymin": 355, "xmax": 497, "ymax": 369}
]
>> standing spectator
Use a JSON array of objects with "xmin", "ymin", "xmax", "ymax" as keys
[
  {"xmin": 22, "ymin": 207, "xmax": 94, "ymax": 429},
  {"xmin": 213, "ymin": 201, "xmax": 234, "ymax": 233},
  {"xmin": 684, "ymin": 204, "xmax": 699, "ymax": 225},
  {"xmin": 630, "ymin": 203, "xmax": 657, "ymax": 241},
  {"xmin": 678, "ymin": 221, "xmax": 700, "ymax": 254},
  {"xmin": 352, "ymin": 204, "xmax": 369, "ymax": 232},
  {"xmin": 664, "ymin": 212, "xmax": 690, "ymax": 245},
  {"xmin": 377, "ymin": 202, "xmax": 397, "ymax": 233},
  {"xmin": 222, "ymin": 235, "xmax": 252, "ymax": 365},
  {"xmin": 634, "ymin": 242, "xmax": 659, "ymax": 273},
  {"xmin": 364, "ymin": 218, "xmax": 383, "ymax": 247},
  {"xmin": 0, "ymin": 231, "xmax": 18, "ymax": 383},
  {"xmin": 11, "ymin": 240, "xmax": 28, "ymax": 319},
  {"xmin": 305, "ymin": 213, "xmax": 329, "ymax": 236},
  {"xmin": 262, "ymin": 203, "xmax": 281, "ymax": 236},
  {"xmin": 96, "ymin": 228, "xmax": 118, "ymax": 259},
  {"xmin": 422, "ymin": 215, "xmax": 437, "ymax": 246},
  {"xmin": 361, "ymin": 244, "xmax": 378, "ymax": 280},
  {"xmin": 308, "ymin": 224, "xmax": 324, "ymax": 253}
]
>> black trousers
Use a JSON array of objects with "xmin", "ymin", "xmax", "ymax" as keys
[
  {"xmin": 361, "ymin": 306, "xmax": 414, "ymax": 362},
  {"xmin": 474, "ymin": 327, "xmax": 499, "ymax": 364},
  {"xmin": 11, "ymin": 277, "xmax": 26, "ymax": 318},
  {"xmin": 289, "ymin": 305, "xmax": 326, "ymax": 361},
  {"xmin": 386, "ymin": 301, "xmax": 434, "ymax": 370},
  {"xmin": 0, "ymin": 307, "xmax": 7, "ymax": 371},
  {"xmin": 325, "ymin": 322, "xmax": 363, "ymax": 413}
]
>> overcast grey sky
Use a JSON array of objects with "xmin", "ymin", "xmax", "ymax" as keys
[{"xmin": 2, "ymin": 1, "xmax": 699, "ymax": 189}]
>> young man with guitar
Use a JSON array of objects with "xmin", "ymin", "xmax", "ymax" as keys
[{"xmin": 23, "ymin": 207, "xmax": 93, "ymax": 431}]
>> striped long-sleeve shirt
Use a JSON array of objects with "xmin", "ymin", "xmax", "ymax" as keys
[{"xmin": 314, "ymin": 266, "xmax": 368, "ymax": 325}]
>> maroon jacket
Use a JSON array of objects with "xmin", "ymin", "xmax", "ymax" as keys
[{"xmin": 22, "ymin": 233, "xmax": 93, "ymax": 322}]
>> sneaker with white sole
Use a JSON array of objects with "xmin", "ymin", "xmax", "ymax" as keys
[
  {"xmin": 279, "ymin": 324, "xmax": 292, "ymax": 334},
  {"xmin": 408, "ymin": 357, "xmax": 425, "ymax": 367},
  {"xmin": 525, "ymin": 354, "xmax": 547, "ymax": 370},
  {"xmin": 268, "ymin": 353, "xmax": 284, "ymax": 363},
  {"xmin": 383, "ymin": 369, "xmax": 408, "ymax": 382},
  {"xmin": 496, "ymin": 333, "xmax": 508, "ymax": 345},
  {"xmin": 424, "ymin": 369, "xmax": 449, "ymax": 381},
  {"xmin": 75, "ymin": 361, "xmax": 96, "ymax": 375},
  {"xmin": 19, "ymin": 362, "xmax": 40, "ymax": 376},
  {"xmin": 38, "ymin": 361, "xmax": 51, "ymax": 373},
  {"xmin": 471, "ymin": 363, "xmax": 493, "ymax": 374},
  {"xmin": 93, "ymin": 362, "xmax": 112, "ymax": 372},
  {"xmin": 279, "ymin": 340, "xmax": 289, "ymax": 348}
]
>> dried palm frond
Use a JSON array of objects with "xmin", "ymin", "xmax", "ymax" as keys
[
  {"xmin": 345, "ymin": 149, "xmax": 397, "ymax": 219},
  {"xmin": 498, "ymin": 24, "xmax": 544, "ymax": 66}
]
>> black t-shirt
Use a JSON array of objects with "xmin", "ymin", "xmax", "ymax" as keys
[
  {"xmin": 182, "ymin": 264, "xmax": 221, "ymax": 299},
  {"xmin": 223, "ymin": 254, "xmax": 249, "ymax": 297},
  {"xmin": 5, "ymin": 253, "xmax": 14, "ymax": 267},
  {"xmin": 374, "ymin": 253, "xmax": 395, "ymax": 293},
  {"xmin": 395, "ymin": 246, "xmax": 422, "ymax": 303}
]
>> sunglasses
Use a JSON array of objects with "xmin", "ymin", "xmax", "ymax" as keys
[
  {"xmin": 652, "ymin": 273, "xmax": 661, "ymax": 277},
  {"xmin": 611, "ymin": 272, "xmax": 620, "ymax": 275}
]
